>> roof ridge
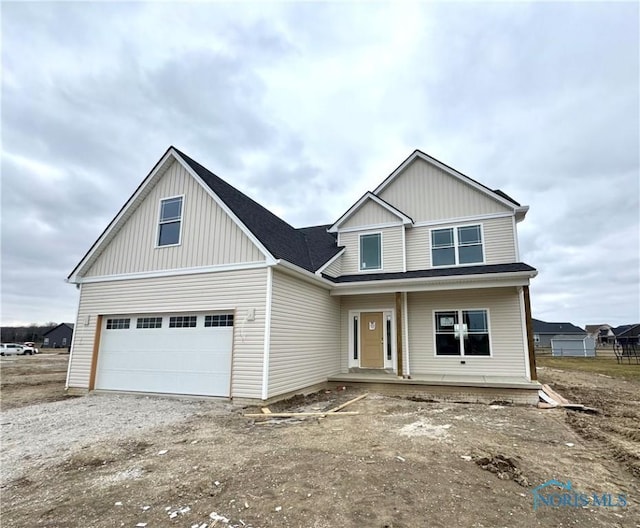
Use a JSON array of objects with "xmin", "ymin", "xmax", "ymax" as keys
[
  {"xmin": 174, "ymin": 148, "xmax": 301, "ymax": 233},
  {"xmin": 174, "ymin": 147, "xmax": 316, "ymax": 271}
]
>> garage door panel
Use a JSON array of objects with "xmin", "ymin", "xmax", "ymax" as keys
[{"xmin": 96, "ymin": 314, "xmax": 233, "ymax": 397}]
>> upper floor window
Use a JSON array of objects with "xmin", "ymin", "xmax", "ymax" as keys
[
  {"xmin": 158, "ymin": 196, "xmax": 183, "ymax": 247},
  {"xmin": 431, "ymin": 224, "xmax": 483, "ymax": 266},
  {"xmin": 359, "ymin": 233, "xmax": 382, "ymax": 271}
]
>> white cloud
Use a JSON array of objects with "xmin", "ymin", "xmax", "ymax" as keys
[{"xmin": 1, "ymin": 1, "xmax": 638, "ymax": 326}]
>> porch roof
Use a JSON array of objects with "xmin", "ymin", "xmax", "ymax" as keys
[{"xmin": 324, "ymin": 262, "xmax": 536, "ymax": 283}]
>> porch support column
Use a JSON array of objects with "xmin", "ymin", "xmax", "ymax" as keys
[
  {"xmin": 523, "ymin": 285, "xmax": 537, "ymax": 381},
  {"xmin": 395, "ymin": 292, "xmax": 403, "ymax": 376}
]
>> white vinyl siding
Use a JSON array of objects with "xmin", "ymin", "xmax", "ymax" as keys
[
  {"xmin": 407, "ymin": 287, "xmax": 527, "ymax": 377},
  {"xmin": 85, "ymin": 160, "xmax": 264, "ymax": 277},
  {"xmin": 406, "ymin": 217, "xmax": 516, "ymax": 271},
  {"xmin": 339, "ymin": 293, "xmax": 396, "ymax": 372},
  {"xmin": 340, "ymin": 226, "xmax": 404, "ymax": 275},
  {"xmin": 67, "ymin": 268, "xmax": 267, "ymax": 399},
  {"xmin": 377, "ymin": 158, "xmax": 512, "ymax": 222},
  {"xmin": 322, "ymin": 255, "xmax": 343, "ymax": 278},
  {"xmin": 341, "ymin": 200, "xmax": 402, "ymax": 229},
  {"xmin": 268, "ymin": 270, "xmax": 341, "ymax": 398}
]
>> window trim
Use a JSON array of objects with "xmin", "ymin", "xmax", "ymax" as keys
[
  {"xmin": 155, "ymin": 194, "xmax": 185, "ymax": 248},
  {"xmin": 358, "ymin": 231, "xmax": 383, "ymax": 272},
  {"xmin": 432, "ymin": 308, "xmax": 493, "ymax": 357},
  {"xmin": 429, "ymin": 223, "xmax": 485, "ymax": 267}
]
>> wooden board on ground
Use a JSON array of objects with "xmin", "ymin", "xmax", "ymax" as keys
[
  {"xmin": 327, "ymin": 393, "xmax": 369, "ymax": 413},
  {"xmin": 244, "ymin": 411, "xmax": 360, "ymax": 418}
]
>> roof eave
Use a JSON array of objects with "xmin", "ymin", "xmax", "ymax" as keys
[
  {"xmin": 515, "ymin": 206, "xmax": 529, "ymax": 222},
  {"xmin": 329, "ymin": 270, "xmax": 537, "ymax": 296}
]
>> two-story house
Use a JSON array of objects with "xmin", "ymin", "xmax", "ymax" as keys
[{"xmin": 66, "ymin": 147, "xmax": 540, "ymax": 403}]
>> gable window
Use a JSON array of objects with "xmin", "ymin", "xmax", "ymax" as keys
[
  {"xmin": 431, "ymin": 225, "xmax": 483, "ymax": 266},
  {"xmin": 360, "ymin": 233, "xmax": 382, "ymax": 271},
  {"xmin": 158, "ymin": 196, "xmax": 183, "ymax": 247},
  {"xmin": 434, "ymin": 309, "xmax": 490, "ymax": 356}
]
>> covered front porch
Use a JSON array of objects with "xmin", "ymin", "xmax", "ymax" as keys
[{"xmin": 328, "ymin": 370, "xmax": 540, "ymax": 405}]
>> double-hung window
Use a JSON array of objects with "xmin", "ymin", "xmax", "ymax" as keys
[
  {"xmin": 359, "ymin": 233, "xmax": 382, "ymax": 271},
  {"xmin": 158, "ymin": 196, "xmax": 183, "ymax": 247},
  {"xmin": 434, "ymin": 309, "xmax": 490, "ymax": 356},
  {"xmin": 431, "ymin": 224, "xmax": 483, "ymax": 266}
]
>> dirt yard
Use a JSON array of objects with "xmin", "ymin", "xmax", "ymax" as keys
[{"xmin": 1, "ymin": 355, "xmax": 638, "ymax": 527}]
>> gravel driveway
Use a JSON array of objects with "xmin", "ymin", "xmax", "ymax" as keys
[{"xmin": 1, "ymin": 393, "xmax": 235, "ymax": 485}]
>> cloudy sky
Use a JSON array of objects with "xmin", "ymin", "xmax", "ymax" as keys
[{"xmin": 2, "ymin": 1, "xmax": 638, "ymax": 328}]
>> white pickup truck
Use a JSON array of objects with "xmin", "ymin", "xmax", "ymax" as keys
[{"xmin": 0, "ymin": 343, "xmax": 39, "ymax": 356}]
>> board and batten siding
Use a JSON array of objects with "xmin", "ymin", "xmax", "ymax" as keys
[
  {"xmin": 339, "ymin": 226, "xmax": 404, "ymax": 275},
  {"xmin": 85, "ymin": 160, "xmax": 264, "ymax": 277},
  {"xmin": 339, "ymin": 293, "xmax": 396, "ymax": 371},
  {"xmin": 68, "ymin": 268, "xmax": 268, "ymax": 399},
  {"xmin": 377, "ymin": 158, "xmax": 512, "ymax": 222},
  {"xmin": 268, "ymin": 270, "xmax": 341, "ymax": 398},
  {"xmin": 405, "ymin": 216, "xmax": 517, "ymax": 271},
  {"xmin": 407, "ymin": 287, "xmax": 528, "ymax": 378},
  {"xmin": 341, "ymin": 200, "xmax": 402, "ymax": 229}
]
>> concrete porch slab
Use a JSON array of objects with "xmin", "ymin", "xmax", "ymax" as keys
[{"xmin": 328, "ymin": 372, "xmax": 540, "ymax": 390}]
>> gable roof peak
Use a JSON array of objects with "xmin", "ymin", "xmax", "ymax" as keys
[
  {"xmin": 373, "ymin": 149, "xmax": 528, "ymax": 218},
  {"xmin": 328, "ymin": 191, "xmax": 413, "ymax": 233}
]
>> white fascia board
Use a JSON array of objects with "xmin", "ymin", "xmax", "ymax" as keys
[
  {"xmin": 315, "ymin": 248, "xmax": 345, "ymax": 275},
  {"xmin": 76, "ymin": 261, "xmax": 269, "ymax": 284},
  {"xmin": 172, "ymin": 150, "xmax": 277, "ymax": 265},
  {"xmin": 68, "ymin": 149, "xmax": 178, "ymax": 283},
  {"xmin": 373, "ymin": 151, "xmax": 520, "ymax": 212},
  {"xmin": 274, "ymin": 260, "xmax": 336, "ymax": 290},
  {"xmin": 329, "ymin": 271, "xmax": 536, "ymax": 296},
  {"xmin": 328, "ymin": 192, "xmax": 413, "ymax": 233}
]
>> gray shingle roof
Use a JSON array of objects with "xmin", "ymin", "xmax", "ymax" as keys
[
  {"xmin": 176, "ymin": 149, "xmax": 341, "ymax": 272},
  {"xmin": 323, "ymin": 263, "xmax": 536, "ymax": 283},
  {"xmin": 532, "ymin": 319, "xmax": 585, "ymax": 335}
]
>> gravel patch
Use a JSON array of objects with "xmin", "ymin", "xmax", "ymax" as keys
[{"xmin": 0, "ymin": 393, "xmax": 236, "ymax": 485}]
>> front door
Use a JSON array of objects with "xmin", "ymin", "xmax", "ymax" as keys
[{"xmin": 360, "ymin": 312, "xmax": 384, "ymax": 368}]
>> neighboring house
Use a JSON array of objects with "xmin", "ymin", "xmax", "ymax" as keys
[
  {"xmin": 42, "ymin": 323, "xmax": 74, "ymax": 348},
  {"xmin": 532, "ymin": 319, "xmax": 585, "ymax": 348},
  {"xmin": 585, "ymin": 324, "xmax": 615, "ymax": 345},
  {"xmin": 613, "ymin": 324, "xmax": 640, "ymax": 346},
  {"xmin": 65, "ymin": 147, "xmax": 539, "ymax": 404},
  {"xmin": 551, "ymin": 335, "xmax": 596, "ymax": 357}
]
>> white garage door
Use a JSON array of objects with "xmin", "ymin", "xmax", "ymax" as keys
[{"xmin": 96, "ymin": 313, "xmax": 233, "ymax": 397}]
